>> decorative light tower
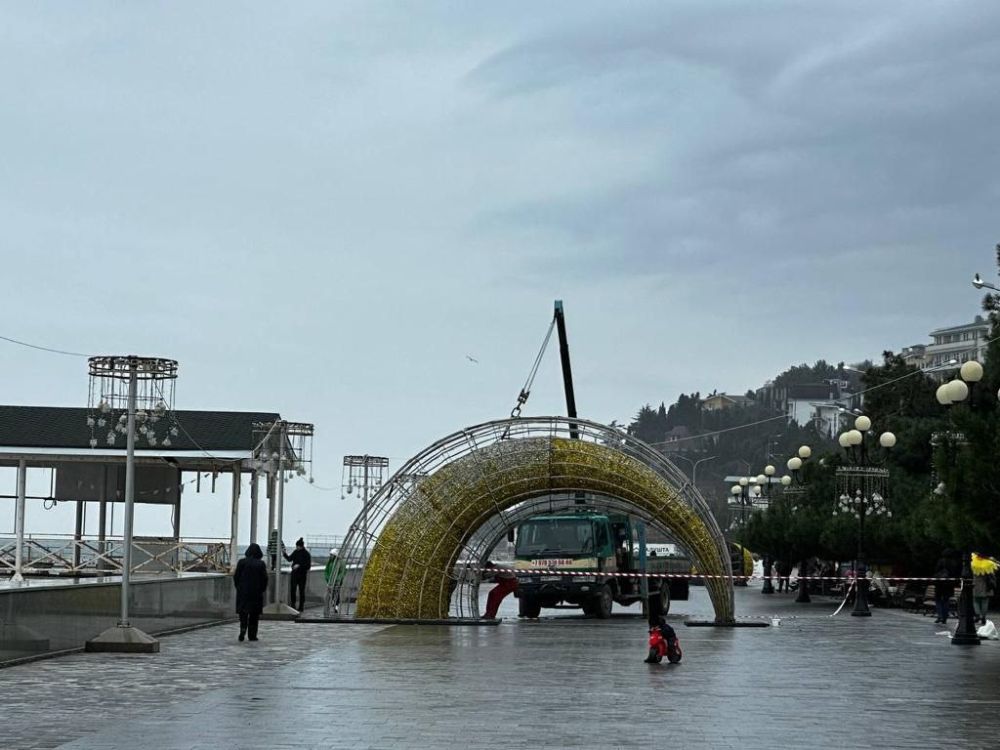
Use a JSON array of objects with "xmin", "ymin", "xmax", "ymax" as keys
[
  {"xmin": 85, "ymin": 355, "xmax": 178, "ymax": 653},
  {"xmin": 260, "ymin": 420, "xmax": 314, "ymax": 618},
  {"xmin": 934, "ymin": 358, "xmax": 985, "ymax": 646},
  {"xmin": 834, "ymin": 415, "xmax": 895, "ymax": 618},
  {"xmin": 342, "ymin": 455, "xmax": 389, "ymax": 562}
]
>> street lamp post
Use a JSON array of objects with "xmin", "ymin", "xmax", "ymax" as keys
[
  {"xmin": 729, "ymin": 477, "xmax": 755, "ymax": 585},
  {"xmin": 729, "ymin": 470, "xmax": 776, "ymax": 592},
  {"xmin": 934, "ymin": 359, "xmax": 985, "ymax": 646},
  {"xmin": 729, "ymin": 477, "xmax": 752, "ymax": 530},
  {"xmin": 972, "ymin": 273, "xmax": 1000, "ymax": 292},
  {"xmin": 258, "ymin": 420, "xmax": 315, "ymax": 618},
  {"xmin": 757, "ymin": 467, "xmax": 777, "ymax": 595},
  {"xmin": 84, "ymin": 355, "xmax": 178, "ymax": 653},
  {"xmin": 669, "ymin": 454, "xmax": 717, "ymax": 488},
  {"xmin": 781, "ymin": 445, "xmax": 813, "ymax": 603},
  {"xmin": 834, "ymin": 416, "xmax": 895, "ymax": 617}
]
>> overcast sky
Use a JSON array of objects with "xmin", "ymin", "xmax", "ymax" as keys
[{"xmin": 2, "ymin": 2, "xmax": 998, "ymax": 544}]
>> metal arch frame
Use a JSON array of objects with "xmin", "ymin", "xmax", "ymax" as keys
[{"xmin": 327, "ymin": 416, "xmax": 733, "ymax": 621}]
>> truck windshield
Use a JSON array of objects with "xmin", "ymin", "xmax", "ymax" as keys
[{"xmin": 515, "ymin": 518, "xmax": 595, "ymax": 556}]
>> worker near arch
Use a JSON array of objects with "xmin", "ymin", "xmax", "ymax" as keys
[{"xmin": 483, "ymin": 561, "xmax": 518, "ymax": 619}]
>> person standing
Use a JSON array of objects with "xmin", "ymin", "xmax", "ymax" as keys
[
  {"xmin": 775, "ymin": 560, "xmax": 791, "ymax": 593},
  {"xmin": 972, "ymin": 553, "xmax": 997, "ymax": 626},
  {"xmin": 483, "ymin": 561, "xmax": 518, "ymax": 619},
  {"xmin": 234, "ymin": 543, "xmax": 268, "ymax": 642},
  {"xmin": 285, "ymin": 538, "xmax": 312, "ymax": 612},
  {"xmin": 933, "ymin": 549, "xmax": 960, "ymax": 625},
  {"xmin": 324, "ymin": 549, "xmax": 346, "ymax": 613}
]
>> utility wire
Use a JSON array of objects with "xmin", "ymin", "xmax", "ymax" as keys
[{"xmin": 0, "ymin": 334, "xmax": 90, "ymax": 358}]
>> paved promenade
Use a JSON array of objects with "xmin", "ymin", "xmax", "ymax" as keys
[{"xmin": 3, "ymin": 586, "xmax": 999, "ymax": 749}]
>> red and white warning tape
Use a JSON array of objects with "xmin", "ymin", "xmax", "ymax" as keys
[{"xmin": 482, "ymin": 568, "xmax": 959, "ymax": 583}]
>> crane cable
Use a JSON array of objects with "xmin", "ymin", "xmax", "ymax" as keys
[{"xmin": 509, "ymin": 315, "xmax": 556, "ymax": 419}]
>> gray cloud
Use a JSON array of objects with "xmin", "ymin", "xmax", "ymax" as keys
[{"xmin": 468, "ymin": 2, "xmax": 1000, "ymax": 284}]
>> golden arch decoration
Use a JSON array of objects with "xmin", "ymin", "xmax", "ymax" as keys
[{"xmin": 329, "ymin": 417, "xmax": 734, "ymax": 623}]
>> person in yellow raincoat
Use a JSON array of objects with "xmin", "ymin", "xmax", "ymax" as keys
[{"xmin": 971, "ymin": 553, "xmax": 998, "ymax": 626}]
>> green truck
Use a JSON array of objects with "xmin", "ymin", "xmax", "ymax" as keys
[{"xmin": 510, "ymin": 511, "xmax": 691, "ymax": 618}]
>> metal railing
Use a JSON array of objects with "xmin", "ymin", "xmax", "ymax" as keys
[
  {"xmin": 0, "ymin": 534, "xmax": 231, "ymax": 577},
  {"xmin": 305, "ymin": 534, "xmax": 347, "ymax": 556}
]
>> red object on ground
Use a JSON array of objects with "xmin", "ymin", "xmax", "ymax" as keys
[
  {"xmin": 646, "ymin": 626, "xmax": 682, "ymax": 664},
  {"xmin": 484, "ymin": 577, "xmax": 518, "ymax": 619}
]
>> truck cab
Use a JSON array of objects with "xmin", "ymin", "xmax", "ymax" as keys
[{"xmin": 510, "ymin": 511, "xmax": 690, "ymax": 619}]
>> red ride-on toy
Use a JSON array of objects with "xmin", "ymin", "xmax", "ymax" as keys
[{"xmin": 645, "ymin": 622, "xmax": 682, "ymax": 664}]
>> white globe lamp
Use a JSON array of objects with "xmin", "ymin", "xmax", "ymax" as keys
[{"xmin": 960, "ymin": 360, "xmax": 984, "ymax": 383}]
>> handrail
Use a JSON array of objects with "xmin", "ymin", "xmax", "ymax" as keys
[{"xmin": 0, "ymin": 536, "xmax": 231, "ymax": 576}]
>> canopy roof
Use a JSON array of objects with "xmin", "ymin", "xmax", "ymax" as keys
[{"xmin": 0, "ymin": 406, "xmax": 281, "ymax": 471}]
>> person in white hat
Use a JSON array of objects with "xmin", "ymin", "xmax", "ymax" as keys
[{"xmin": 324, "ymin": 548, "xmax": 346, "ymax": 613}]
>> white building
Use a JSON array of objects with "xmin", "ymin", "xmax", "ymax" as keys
[
  {"xmin": 924, "ymin": 315, "xmax": 990, "ymax": 370},
  {"xmin": 784, "ymin": 383, "xmax": 853, "ymax": 439}
]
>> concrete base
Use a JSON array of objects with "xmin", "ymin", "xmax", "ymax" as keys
[
  {"xmin": 260, "ymin": 602, "xmax": 300, "ymax": 621},
  {"xmin": 85, "ymin": 625, "xmax": 160, "ymax": 653}
]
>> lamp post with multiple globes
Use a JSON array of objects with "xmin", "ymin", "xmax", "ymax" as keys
[
  {"xmin": 834, "ymin": 415, "xmax": 896, "ymax": 617},
  {"xmin": 934, "ymin": 359, "xmax": 987, "ymax": 646}
]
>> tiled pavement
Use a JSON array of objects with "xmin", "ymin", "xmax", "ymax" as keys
[{"xmin": 3, "ymin": 587, "xmax": 1000, "ymax": 749}]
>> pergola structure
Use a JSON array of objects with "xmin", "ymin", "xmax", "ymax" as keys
[{"xmin": 0, "ymin": 405, "xmax": 289, "ymax": 578}]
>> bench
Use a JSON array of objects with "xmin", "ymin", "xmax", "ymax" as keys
[
  {"xmin": 900, "ymin": 582, "xmax": 931, "ymax": 614},
  {"xmin": 906, "ymin": 583, "xmax": 960, "ymax": 617}
]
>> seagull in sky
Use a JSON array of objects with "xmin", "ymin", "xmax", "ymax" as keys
[{"xmin": 465, "ymin": 355, "xmax": 479, "ymax": 364}]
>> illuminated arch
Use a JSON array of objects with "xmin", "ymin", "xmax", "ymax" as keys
[{"xmin": 330, "ymin": 417, "xmax": 734, "ymax": 623}]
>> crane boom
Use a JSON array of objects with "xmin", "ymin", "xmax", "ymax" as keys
[
  {"xmin": 506, "ymin": 301, "xmax": 579, "ymax": 436},
  {"xmin": 553, "ymin": 300, "xmax": 579, "ymax": 439}
]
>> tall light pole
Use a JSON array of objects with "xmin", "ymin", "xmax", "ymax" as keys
[
  {"xmin": 85, "ymin": 355, "xmax": 178, "ymax": 653},
  {"xmin": 934, "ymin": 360, "xmax": 985, "ymax": 645},
  {"xmin": 834, "ymin": 415, "xmax": 895, "ymax": 617},
  {"xmin": 262, "ymin": 420, "xmax": 314, "ymax": 618},
  {"xmin": 729, "ymin": 471, "xmax": 775, "ymax": 592},
  {"xmin": 778, "ymin": 445, "xmax": 812, "ymax": 603},
  {"xmin": 343, "ymin": 455, "xmax": 389, "ymax": 561}
]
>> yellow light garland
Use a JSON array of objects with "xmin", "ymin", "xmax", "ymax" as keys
[{"xmin": 356, "ymin": 436, "xmax": 733, "ymax": 622}]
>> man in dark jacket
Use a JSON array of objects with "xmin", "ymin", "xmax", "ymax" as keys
[
  {"xmin": 234, "ymin": 543, "xmax": 268, "ymax": 641},
  {"xmin": 933, "ymin": 549, "xmax": 960, "ymax": 624},
  {"xmin": 285, "ymin": 538, "xmax": 312, "ymax": 612}
]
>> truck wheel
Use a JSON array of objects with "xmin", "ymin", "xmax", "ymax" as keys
[
  {"xmin": 659, "ymin": 583, "xmax": 671, "ymax": 615},
  {"xmin": 519, "ymin": 595, "xmax": 541, "ymax": 619},
  {"xmin": 595, "ymin": 585, "xmax": 613, "ymax": 619}
]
